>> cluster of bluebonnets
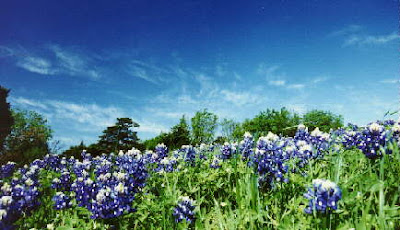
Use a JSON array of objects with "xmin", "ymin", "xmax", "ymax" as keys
[
  {"xmin": 304, "ymin": 179, "xmax": 342, "ymax": 214},
  {"xmin": 0, "ymin": 119, "xmax": 400, "ymax": 227},
  {"xmin": 173, "ymin": 196, "xmax": 196, "ymax": 223}
]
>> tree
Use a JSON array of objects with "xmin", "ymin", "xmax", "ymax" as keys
[
  {"xmin": 219, "ymin": 118, "xmax": 239, "ymax": 141},
  {"xmin": 97, "ymin": 118, "xmax": 142, "ymax": 154},
  {"xmin": 302, "ymin": 110, "xmax": 343, "ymax": 132},
  {"xmin": 233, "ymin": 107, "xmax": 301, "ymax": 139},
  {"xmin": 191, "ymin": 109, "xmax": 218, "ymax": 145},
  {"xmin": 169, "ymin": 115, "xmax": 191, "ymax": 149},
  {"xmin": 143, "ymin": 132, "xmax": 169, "ymax": 151},
  {"xmin": 0, "ymin": 86, "xmax": 14, "ymax": 154},
  {"xmin": 1, "ymin": 109, "xmax": 52, "ymax": 165},
  {"xmin": 143, "ymin": 116, "xmax": 191, "ymax": 150},
  {"xmin": 62, "ymin": 141, "xmax": 87, "ymax": 160}
]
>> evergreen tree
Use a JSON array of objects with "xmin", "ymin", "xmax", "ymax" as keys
[
  {"xmin": 0, "ymin": 86, "xmax": 14, "ymax": 154},
  {"xmin": 169, "ymin": 115, "xmax": 191, "ymax": 149},
  {"xmin": 98, "ymin": 118, "xmax": 141, "ymax": 153}
]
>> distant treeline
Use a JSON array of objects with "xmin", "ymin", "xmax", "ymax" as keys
[{"xmin": 0, "ymin": 85, "xmax": 343, "ymax": 165}]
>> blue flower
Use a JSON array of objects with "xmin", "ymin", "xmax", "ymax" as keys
[
  {"xmin": 155, "ymin": 143, "xmax": 169, "ymax": 160},
  {"xmin": 304, "ymin": 179, "xmax": 341, "ymax": 214},
  {"xmin": 239, "ymin": 132, "xmax": 254, "ymax": 161},
  {"xmin": 210, "ymin": 157, "xmax": 221, "ymax": 169},
  {"xmin": 52, "ymin": 192, "xmax": 72, "ymax": 210},
  {"xmin": 173, "ymin": 196, "xmax": 196, "ymax": 223},
  {"xmin": 357, "ymin": 122, "xmax": 392, "ymax": 159},
  {"xmin": 219, "ymin": 142, "xmax": 236, "ymax": 160},
  {"xmin": 0, "ymin": 162, "xmax": 16, "ymax": 179}
]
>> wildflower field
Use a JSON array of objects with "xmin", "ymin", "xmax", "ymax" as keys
[{"xmin": 1, "ymin": 120, "xmax": 400, "ymax": 229}]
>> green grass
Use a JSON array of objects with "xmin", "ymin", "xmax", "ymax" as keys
[{"xmin": 18, "ymin": 144, "xmax": 400, "ymax": 229}]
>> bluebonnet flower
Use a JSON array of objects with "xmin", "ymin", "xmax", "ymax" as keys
[
  {"xmin": 155, "ymin": 143, "xmax": 168, "ymax": 160},
  {"xmin": 51, "ymin": 171, "xmax": 71, "ymax": 191},
  {"xmin": 210, "ymin": 157, "xmax": 222, "ymax": 169},
  {"xmin": 341, "ymin": 129, "xmax": 361, "ymax": 149},
  {"xmin": 219, "ymin": 142, "xmax": 236, "ymax": 160},
  {"xmin": 0, "ymin": 162, "xmax": 16, "ymax": 179},
  {"xmin": 156, "ymin": 157, "xmax": 178, "ymax": 173},
  {"xmin": 52, "ymin": 192, "xmax": 72, "ymax": 210},
  {"xmin": 253, "ymin": 132, "xmax": 290, "ymax": 188},
  {"xmin": 173, "ymin": 196, "xmax": 196, "ymax": 223},
  {"xmin": 179, "ymin": 145, "xmax": 197, "ymax": 165},
  {"xmin": 304, "ymin": 179, "xmax": 342, "ymax": 214},
  {"xmin": 357, "ymin": 122, "xmax": 392, "ymax": 159},
  {"xmin": 239, "ymin": 132, "xmax": 254, "ymax": 161},
  {"xmin": 294, "ymin": 124, "xmax": 310, "ymax": 142},
  {"xmin": 88, "ymin": 185, "xmax": 134, "ymax": 219},
  {"xmin": 71, "ymin": 177, "xmax": 96, "ymax": 207}
]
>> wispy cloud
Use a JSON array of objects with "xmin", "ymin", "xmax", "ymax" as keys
[
  {"xmin": 10, "ymin": 96, "xmax": 49, "ymax": 110},
  {"xmin": 344, "ymin": 32, "xmax": 399, "ymax": 46},
  {"xmin": 10, "ymin": 96, "xmax": 169, "ymax": 146},
  {"xmin": 127, "ymin": 65, "xmax": 160, "ymax": 84},
  {"xmin": 330, "ymin": 25, "xmax": 399, "ymax": 47},
  {"xmin": 220, "ymin": 90, "xmax": 260, "ymax": 107},
  {"xmin": 49, "ymin": 45, "xmax": 100, "ymax": 79},
  {"xmin": 125, "ymin": 60, "xmax": 173, "ymax": 85},
  {"xmin": 16, "ymin": 56, "xmax": 56, "ymax": 75},
  {"xmin": 329, "ymin": 24, "xmax": 363, "ymax": 37},
  {"xmin": 380, "ymin": 79, "xmax": 399, "ymax": 84},
  {"xmin": 3, "ymin": 44, "xmax": 101, "ymax": 79},
  {"xmin": 268, "ymin": 80, "xmax": 286, "ymax": 86},
  {"xmin": 312, "ymin": 76, "xmax": 328, "ymax": 84},
  {"xmin": 287, "ymin": 84, "xmax": 305, "ymax": 89}
]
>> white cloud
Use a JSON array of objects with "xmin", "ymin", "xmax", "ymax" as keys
[
  {"xmin": 220, "ymin": 90, "xmax": 260, "ymax": 107},
  {"xmin": 268, "ymin": 80, "xmax": 286, "ymax": 86},
  {"xmin": 136, "ymin": 121, "xmax": 169, "ymax": 135},
  {"xmin": 5, "ymin": 45, "xmax": 101, "ymax": 79},
  {"xmin": 127, "ymin": 65, "xmax": 160, "ymax": 84},
  {"xmin": 380, "ymin": 79, "xmax": 399, "ymax": 84},
  {"xmin": 312, "ymin": 76, "xmax": 328, "ymax": 84},
  {"xmin": 125, "ymin": 60, "xmax": 173, "ymax": 85},
  {"xmin": 10, "ymin": 97, "xmax": 49, "ymax": 110},
  {"xmin": 287, "ymin": 84, "xmax": 305, "ymax": 89},
  {"xmin": 329, "ymin": 24, "xmax": 363, "ymax": 37},
  {"xmin": 344, "ymin": 32, "xmax": 399, "ymax": 46},
  {"xmin": 16, "ymin": 56, "xmax": 56, "ymax": 75},
  {"xmin": 10, "ymin": 96, "xmax": 171, "ymax": 145},
  {"xmin": 49, "ymin": 45, "xmax": 101, "ymax": 79}
]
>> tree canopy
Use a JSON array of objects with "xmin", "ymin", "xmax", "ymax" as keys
[
  {"xmin": 303, "ymin": 110, "xmax": 343, "ymax": 132},
  {"xmin": 233, "ymin": 107, "xmax": 301, "ymax": 139},
  {"xmin": 191, "ymin": 109, "xmax": 218, "ymax": 145},
  {"xmin": 1, "ymin": 109, "xmax": 52, "ymax": 165}
]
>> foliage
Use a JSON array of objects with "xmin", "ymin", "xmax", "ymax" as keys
[
  {"xmin": 219, "ymin": 118, "xmax": 239, "ymax": 142},
  {"xmin": 3, "ymin": 107, "xmax": 400, "ymax": 229},
  {"xmin": 303, "ymin": 110, "xmax": 343, "ymax": 132},
  {"xmin": 0, "ymin": 86, "xmax": 14, "ymax": 154},
  {"xmin": 97, "ymin": 117, "xmax": 143, "ymax": 154},
  {"xmin": 191, "ymin": 109, "xmax": 218, "ymax": 145},
  {"xmin": 1, "ymin": 109, "xmax": 52, "ymax": 165},
  {"xmin": 144, "ymin": 116, "xmax": 191, "ymax": 150},
  {"xmin": 62, "ymin": 141, "xmax": 87, "ymax": 160},
  {"xmin": 233, "ymin": 107, "xmax": 301, "ymax": 139}
]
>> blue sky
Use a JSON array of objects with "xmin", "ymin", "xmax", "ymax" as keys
[{"xmin": 0, "ymin": 0, "xmax": 399, "ymax": 149}]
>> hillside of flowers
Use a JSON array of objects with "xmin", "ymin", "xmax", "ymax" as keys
[{"xmin": 1, "ymin": 120, "xmax": 400, "ymax": 229}]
